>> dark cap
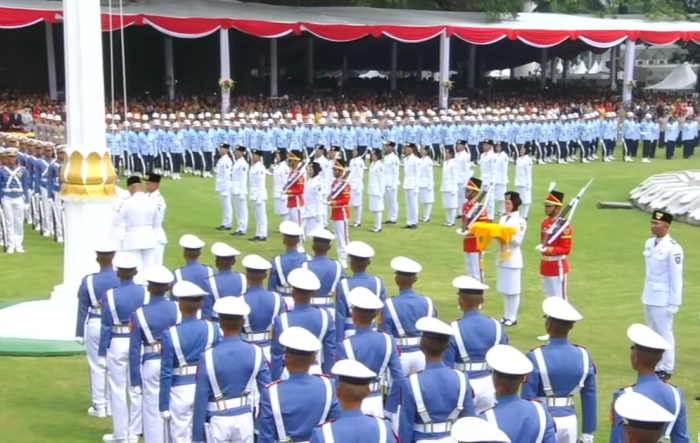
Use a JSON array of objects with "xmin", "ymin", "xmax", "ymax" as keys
[
  {"xmin": 252, "ymin": 149, "xmax": 263, "ymax": 156},
  {"xmin": 316, "ymin": 144, "xmax": 326, "ymax": 150},
  {"xmin": 466, "ymin": 177, "xmax": 482, "ymax": 192},
  {"xmin": 545, "ymin": 190, "xmax": 564, "ymax": 206},
  {"xmin": 330, "ymin": 146, "xmax": 341, "ymax": 152},
  {"xmin": 144, "ymin": 172, "xmax": 161, "ymax": 183},
  {"xmin": 288, "ymin": 150, "xmax": 303, "ymax": 161},
  {"xmin": 652, "ymin": 210, "xmax": 673, "ymax": 224},
  {"xmin": 126, "ymin": 176, "xmax": 141, "ymax": 186},
  {"xmin": 483, "ymin": 139, "xmax": 494, "ymax": 145},
  {"xmin": 236, "ymin": 145, "xmax": 247, "ymax": 153},
  {"xmin": 386, "ymin": 141, "xmax": 396, "ymax": 147},
  {"xmin": 333, "ymin": 159, "xmax": 346, "ymax": 170},
  {"xmin": 457, "ymin": 140, "xmax": 467, "ymax": 145},
  {"xmin": 220, "ymin": 143, "xmax": 231, "ymax": 150}
]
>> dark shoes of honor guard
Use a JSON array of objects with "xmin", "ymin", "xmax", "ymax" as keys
[
  {"xmin": 229, "ymin": 231, "xmax": 245, "ymax": 236},
  {"xmin": 384, "ymin": 220, "xmax": 397, "ymax": 224},
  {"xmin": 403, "ymin": 224, "xmax": 417, "ymax": 229},
  {"xmin": 215, "ymin": 225, "xmax": 231, "ymax": 231},
  {"xmin": 249, "ymin": 236, "xmax": 267, "ymax": 242}
]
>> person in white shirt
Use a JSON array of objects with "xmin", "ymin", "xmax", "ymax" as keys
[
  {"xmin": 441, "ymin": 148, "xmax": 459, "ymax": 226},
  {"xmin": 383, "ymin": 141, "xmax": 401, "ymax": 224},
  {"xmin": 455, "ymin": 141, "xmax": 473, "ymax": 211},
  {"xmin": 230, "ymin": 145, "xmax": 249, "ymax": 236},
  {"xmin": 303, "ymin": 162, "xmax": 325, "ymax": 237},
  {"xmin": 145, "ymin": 173, "xmax": 167, "ymax": 266},
  {"xmin": 325, "ymin": 147, "xmax": 342, "ymax": 227},
  {"xmin": 479, "ymin": 140, "xmax": 497, "ymax": 221},
  {"xmin": 348, "ymin": 148, "xmax": 365, "ymax": 227},
  {"xmin": 493, "ymin": 143, "xmax": 509, "ymax": 216},
  {"xmin": 418, "ymin": 146, "xmax": 435, "ymax": 222},
  {"xmin": 248, "ymin": 148, "xmax": 268, "ymax": 241},
  {"xmin": 272, "ymin": 151, "xmax": 290, "ymax": 224},
  {"xmin": 214, "ymin": 143, "xmax": 233, "ymax": 231},
  {"xmin": 642, "ymin": 210, "xmax": 684, "ymax": 380},
  {"xmin": 514, "ymin": 146, "xmax": 533, "ymax": 219},
  {"xmin": 367, "ymin": 149, "xmax": 386, "ymax": 233},
  {"xmin": 402, "ymin": 143, "xmax": 420, "ymax": 229},
  {"xmin": 496, "ymin": 191, "xmax": 527, "ymax": 327},
  {"xmin": 113, "ymin": 184, "xmax": 132, "ymax": 252}
]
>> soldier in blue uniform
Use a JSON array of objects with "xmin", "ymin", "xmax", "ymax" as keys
[
  {"xmin": 451, "ymin": 416, "xmax": 511, "ymax": 443},
  {"xmin": 192, "ymin": 296, "xmax": 271, "ymax": 443},
  {"xmin": 268, "ymin": 220, "xmax": 312, "ymax": 310},
  {"xmin": 302, "ymin": 228, "xmax": 346, "ymax": 318},
  {"xmin": 310, "ymin": 359, "xmax": 399, "ymax": 443},
  {"xmin": 399, "ymin": 317, "xmax": 475, "ymax": 443},
  {"xmin": 47, "ymin": 145, "xmax": 65, "ymax": 242},
  {"xmin": 202, "ymin": 242, "xmax": 247, "ymax": 320},
  {"xmin": 128, "ymin": 265, "xmax": 178, "ymax": 443},
  {"xmin": 522, "ymin": 297, "xmax": 597, "ymax": 443},
  {"xmin": 609, "ymin": 324, "xmax": 689, "ymax": 443},
  {"xmin": 613, "ymin": 391, "xmax": 675, "ymax": 443},
  {"xmin": 258, "ymin": 327, "xmax": 342, "ymax": 443},
  {"xmin": 0, "ymin": 148, "xmax": 29, "ymax": 253},
  {"xmin": 75, "ymin": 241, "xmax": 120, "ymax": 418},
  {"xmin": 479, "ymin": 344, "xmax": 556, "ymax": 443},
  {"xmin": 444, "ymin": 276, "xmax": 507, "ymax": 414},
  {"xmin": 172, "ymin": 234, "xmax": 214, "ymax": 293},
  {"xmin": 161, "ymin": 281, "xmax": 221, "ymax": 443}
]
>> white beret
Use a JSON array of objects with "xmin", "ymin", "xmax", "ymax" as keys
[
  {"xmin": 332, "ymin": 359, "xmax": 377, "ymax": 380},
  {"xmin": 113, "ymin": 252, "xmax": 140, "ymax": 269},
  {"xmin": 348, "ymin": 287, "xmax": 383, "ymax": 310},
  {"xmin": 346, "ymin": 241, "xmax": 374, "ymax": 258},
  {"xmin": 614, "ymin": 391, "xmax": 674, "ymax": 425},
  {"xmin": 486, "ymin": 344, "xmax": 533, "ymax": 375},
  {"xmin": 542, "ymin": 297, "xmax": 582, "ymax": 322},
  {"xmin": 287, "ymin": 268, "xmax": 321, "ymax": 291},
  {"xmin": 627, "ymin": 323, "xmax": 671, "ymax": 350},
  {"xmin": 172, "ymin": 280, "xmax": 207, "ymax": 298},
  {"xmin": 416, "ymin": 317, "xmax": 453, "ymax": 337},
  {"xmin": 280, "ymin": 220, "xmax": 303, "ymax": 236},
  {"xmin": 452, "ymin": 275, "xmax": 489, "ymax": 291},
  {"xmin": 179, "ymin": 234, "xmax": 205, "ymax": 249},
  {"xmin": 143, "ymin": 266, "xmax": 174, "ymax": 284},
  {"xmin": 309, "ymin": 228, "xmax": 335, "ymax": 241},
  {"xmin": 213, "ymin": 296, "xmax": 251, "ymax": 316},
  {"xmin": 95, "ymin": 240, "xmax": 119, "ymax": 253},
  {"xmin": 451, "ymin": 417, "xmax": 511, "ymax": 443},
  {"xmin": 211, "ymin": 242, "xmax": 240, "ymax": 257},
  {"xmin": 241, "ymin": 254, "xmax": 272, "ymax": 270},
  {"xmin": 390, "ymin": 256, "xmax": 422, "ymax": 274},
  {"xmin": 279, "ymin": 326, "xmax": 322, "ymax": 353}
]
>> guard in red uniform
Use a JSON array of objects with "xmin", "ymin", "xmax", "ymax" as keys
[
  {"xmin": 461, "ymin": 177, "xmax": 490, "ymax": 282},
  {"xmin": 539, "ymin": 189, "xmax": 573, "ymax": 301},
  {"xmin": 329, "ymin": 159, "xmax": 351, "ymax": 267},
  {"xmin": 284, "ymin": 149, "xmax": 306, "ymax": 229}
]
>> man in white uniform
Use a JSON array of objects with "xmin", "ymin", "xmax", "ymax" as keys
[
  {"xmin": 145, "ymin": 173, "xmax": 167, "ymax": 266},
  {"xmin": 642, "ymin": 210, "xmax": 683, "ymax": 380},
  {"xmin": 454, "ymin": 141, "xmax": 472, "ymax": 212},
  {"xmin": 383, "ymin": 141, "xmax": 400, "ymax": 224},
  {"xmin": 441, "ymin": 147, "xmax": 459, "ymax": 226},
  {"xmin": 402, "ymin": 143, "xmax": 420, "ymax": 229},
  {"xmin": 248, "ymin": 148, "xmax": 268, "ymax": 241},
  {"xmin": 214, "ymin": 143, "xmax": 233, "ymax": 231},
  {"xmin": 479, "ymin": 140, "xmax": 497, "ymax": 220},
  {"xmin": 230, "ymin": 145, "xmax": 249, "ymax": 237}
]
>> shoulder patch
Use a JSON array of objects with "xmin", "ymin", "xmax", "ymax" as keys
[
  {"xmin": 265, "ymin": 380, "xmax": 282, "ymax": 389},
  {"xmin": 316, "ymin": 419, "xmax": 337, "ymax": 427}
]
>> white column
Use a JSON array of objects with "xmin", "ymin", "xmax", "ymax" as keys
[
  {"xmin": 219, "ymin": 28, "xmax": 231, "ymax": 116},
  {"xmin": 622, "ymin": 39, "xmax": 636, "ymax": 103},
  {"xmin": 270, "ymin": 38, "xmax": 278, "ymax": 97},
  {"xmin": 307, "ymin": 38, "xmax": 314, "ymax": 86},
  {"xmin": 438, "ymin": 31, "xmax": 451, "ymax": 109},
  {"xmin": 467, "ymin": 44, "xmax": 476, "ymax": 90},
  {"xmin": 390, "ymin": 40, "xmax": 398, "ymax": 91},
  {"xmin": 540, "ymin": 49, "xmax": 548, "ymax": 89},
  {"xmin": 45, "ymin": 22, "xmax": 58, "ymax": 101},
  {"xmin": 164, "ymin": 36, "xmax": 175, "ymax": 101},
  {"xmin": 610, "ymin": 47, "xmax": 618, "ymax": 91}
]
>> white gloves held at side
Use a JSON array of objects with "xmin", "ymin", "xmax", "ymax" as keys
[
  {"xmin": 535, "ymin": 244, "xmax": 547, "ymax": 253},
  {"xmin": 668, "ymin": 305, "xmax": 679, "ymax": 315},
  {"xmin": 580, "ymin": 433, "xmax": 594, "ymax": 443},
  {"xmin": 161, "ymin": 411, "xmax": 171, "ymax": 420},
  {"xmin": 75, "ymin": 337, "xmax": 85, "ymax": 345}
]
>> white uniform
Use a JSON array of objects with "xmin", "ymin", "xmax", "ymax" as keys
[
  {"xmin": 367, "ymin": 160, "xmax": 385, "ymax": 231},
  {"xmin": 441, "ymin": 157, "xmax": 459, "ymax": 224},
  {"xmin": 493, "ymin": 151, "xmax": 509, "ymax": 214},
  {"xmin": 383, "ymin": 152, "xmax": 400, "ymax": 222},
  {"xmin": 231, "ymin": 157, "xmax": 249, "ymax": 234},
  {"xmin": 455, "ymin": 149, "xmax": 472, "ymax": 210},
  {"xmin": 496, "ymin": 212, "xmax": 527, "ymax": 322},
  {"xmin": 148, "ymin": 189, "xmax": 168, "ymax": 266},
  {"xmin": 303, "ymin": 175, "xmax": 325, "ymax": 237},
  {"xmin": 272, "ymin": 162, "xmax": 290, "ymax": 220},
  {"xmin": 322, "ymin": 155, "xmax": 336, "ymax": 227},
  {"xmin": 479, "ymin": 150, "xmax": 497, "ymax": 219},
  {"xmin": 402, "ymin": 154, "xmax": 420, "ymax": 226},
  {"xmin": 114, "ymin": 192, "xmax": 159, "ymax": 283},
  {"xmin": 418, "ymin": 155, "xmax": 434, "ymax": 221},
  {"xmin": 642, "ymin": 234, "xmax": 683, "ymax": 373},
  {"xmin": 249, "ymin": 160, "xmax": 268, "ymax": 239},
  {"xmin": 113, "ymin": 187, "xmax": 131, "ymax": 252},
  {"xmin": 214, "ymin": 155, "xmax": 233, "ymax": 228},
  {"xmin": 348, "ymin": 156, "xmax": 365, "ymax": 225},
  {"xmin": 514, "ymin": 155, "xmax": 533, "ymax": 218}
]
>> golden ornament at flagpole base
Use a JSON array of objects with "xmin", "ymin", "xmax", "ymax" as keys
[
  {"xmin": 468, "ymin": 222, "xmax": 518, "ymax": 261},
  {"xmin": 59, "ymin": 150, "xmax": 117, "ymax": 199}
]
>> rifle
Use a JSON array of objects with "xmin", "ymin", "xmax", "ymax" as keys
[
  {"xmin": 282, "ymin": 145, "xmax": 320, "ymax": 193},
  {"xmin": 326, "ymin": 167, "xmax": 352, "ymax": 204},
  {"xmin": 542, "ymin": 178, "xmax": 594, "ymax": 246},
  {"xmin": 456, "ymin": 183, "xmax": 492, "ymax": 235}
]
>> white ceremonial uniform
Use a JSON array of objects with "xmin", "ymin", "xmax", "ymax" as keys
[
  {"xmin": 367, "ymin": 160, "xmax": 385, "ymax": 230},
  {"xmin": 493, "ymin": 151, "xmax": 509, "ymax": 214},
  {"xmin": 231, "ymin": 157, "xmax": 249, "ymax": 234},
  {"xmin": 321, "ymin": 156, "xmax": 335, "ymax": 227},
  {"xmin": 515, "ymin": 155, "xmax": 533, "ymax": 218},
  {"xmin": 114, "ymin": 192, "xmax": 160, "ymax": 283},
  {"xmin": 113, "ymin": 187, "xmax": 132, "ymax": 251},
  {"xmin": 441, "ymin": 157, "xmax": 459, "ymax": 222},
  {"xmin": 479, "ymin": 150, "xmax": 496, "ymax": 219},
  {"xmin": 418, "ymin": 155, "xmax": 434, "ymax": 220},
  {"xmin": 148, "ymin": 190, "xmax": 168, "ymax": 266},
  {"xmin": 249, "ymin": 160, "xmax": 268, "ymax": 239},
  {"xmin": 403, "ymin": 154, "xmax": 420, "ymax": 226},
  {"xmin": 455, "ymin": 149, "xmax": 472, "ymax": 210},
  {"xmin": 303, "ymin": 175, "xmax": 325, "ymax": 237},
  {"xmin": 496, "ymin": 213, "xmax": 527, "ymax": 322},
  {"xmin": 349, "ymin": 157, "xmax": 365, "ymax": 224},
  {"xmin": 215, "ymin": 155, "xmax": 233, "ymax": 229},
  {"xmin": 642, "ymin": 234, "xmax": 683, "ymax": 374},
  {"xmin": 272, "ymin": 162, "xmax": 290, "ymax": 219},
  {"xmin": 384, "ymin": 152, "xmax": 400, "ymax": 222}
]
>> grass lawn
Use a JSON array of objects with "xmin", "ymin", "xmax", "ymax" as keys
[{"xmin": 1, "ymin": 157, "xmax": 699, "ymax": 442}]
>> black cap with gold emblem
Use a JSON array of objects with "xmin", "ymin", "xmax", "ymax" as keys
[{"xmin": 652, "ymin": 210, "xmax": 673, "ymax": 224}]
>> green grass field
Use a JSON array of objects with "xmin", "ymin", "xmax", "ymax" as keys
[{"xmin": 1, "ymin": 157, "xmax": 699, "ymax": 442}]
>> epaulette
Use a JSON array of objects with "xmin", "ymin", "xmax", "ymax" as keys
[
  {"xmin": 316, "ymin": 418, "xmax": 337, "ymax": 427},
  {"xmin": 529, "ymin": 344, "xmax": 545, "ymax": 352},
  {"xmin": 525, "ymin": 397, "xmax": 543, "ymax": 403},
  {"xmin": 264, "ymin": 380, "xmax": 282, "ymax": 389},
  {"xmin": 616, "ymin": 384, "xmax": 636, "ymax": 392},
  {"xmin": 313, "ymin": 373, "xmax": 332, "ymax": 379}
]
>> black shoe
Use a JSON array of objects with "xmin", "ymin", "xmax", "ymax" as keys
[
  {"xmin": 656, "ymin": 371, "xmax": 672, "ymax": 381},
  {"xmin": 215, "ymin": 225, "xmax": 227, "ymax": 231},
  {"xmin": 249, "ymin": 236, "xmax": 260, "ymax": 241},
  {"xmin": 371, "ymin": 228, "xmax": 383, "ymax": 233},
  {"xmin": 456, "ymin": 215, "xmax": 462, "ymax": 219},
  {"xmin": 384, "ymin": 220, "xmax": 396, "ymax": 224},
  {"xmin": 259, "ymin": 237, "xmax": 267, "ymax": 241},
  {"xmin": 695, "ymin": 395, "xmax": 700, "ymax": 401},
  {"xmin": 230, "ymin": 231, "xmax": 245, "ymax": 236}
]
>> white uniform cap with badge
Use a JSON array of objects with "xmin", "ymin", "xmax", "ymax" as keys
[
  {"xmin": 179, "ymin": 234, "xmax": 206, "ymax": 249},
  {"xmin": 279, "ymin": 326, "xmax": 322, "ymax": 353},
  {"xmin": 113, "ymin": 252, "xmax": 140, "ymax": 269},
  {"xmin": 416, "ymin": 317, "xmax": 454, "ymax": 338},
  {"xmin": 346, "ymin": 241, "xmax": 374, "ymax": 258},
  {"xmin": 452, "ymin": 275, "xmax": 489, "ymax": 292},
  {"xmin": 390, "ymin": 256, "xmax": 422, "ymax": 274},
  {"xmin": 95, "ymin": 240, "xmax": 119, "ymax": 253},
  {"xmin": 241, "ymin": 254, "xmax": 272, "ymax": 271},
  {"xmin": 451, "ymin": 417, "xmax": 511, "ymax": 443},
  {"xmin": 279, "ymin": 220, "xmax": 303, "ymax": 237},
  {"xmin": 613, "ymin": 391, "xmax": 674, "ymax": 429},
  {"xmin": 332, "ymin": 359, "xmax": 377, "ymax": 384},
  {"xmin": 627, "ymin": 323, "xmax": 671, "ymax": 351},
  {"xmin": 172, "ymin": 280, "xmax": 207, "ymax": 298},
  {"xmin": 542, "ymin": 297, "xmax": 583, "ymax": 322},
  {"xmin": 486, "ymin": 344, "xmax": 533, "ymax": 375},
  {"xmin": 287, "ymin": 268, "xmax": 321, "ymax": 291},
  {"xmin": 213, "ymin": 295, "xmax": 251, "ymax": 316},
  {"xmin": 211, "ymin": 242, "xmax": 240, "ymax": 257},
  {"xmin": 144, "ymin": 265, "xmax": 174, "ymax": 284},
  {"xmin": 309, "ymin": 228, "xmax": 335, "ymax": 241},
  {"xmin": 348, "ymin": 287, "xmax": 384, "ymax": 310}
]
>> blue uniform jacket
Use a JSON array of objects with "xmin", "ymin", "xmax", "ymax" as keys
[
  {"xmin": 202, "ymin": 270, "xmax": 247, "ymax": 319},
  {"xmin": 301, "ymin": 256, "xmax": 346, "ymax": 308},
  {"xmin": 335, "ymin": 271, "xmax": 387, "ymax": 340},
  {"xmin": 241, "ymin": 285, "xmax": 285, "ymax": 347},
  {"xmin": 98, "ymin": 280, "xmax": 148, "ymax": 356},
  {"xmin": 310, "ymin": 409, "xmax": 398, "ymax": 443},
  {"xmin": 75, "ymin": 267, "xmax": 119, "ymax": 338},
  {"xmin": 480, "ymin": 395, "xmax": 556, "ymax": 443},
  {"xmin": 268, "ymin": 251, "xmax": 311, "ymax": 295},
  {"xmin": 379, "ymin": 289, "xmax": 436, "ymax": 353},
  {"xmin": 173, "ymin": 261, "xmax": 214, "ymax": 298}
]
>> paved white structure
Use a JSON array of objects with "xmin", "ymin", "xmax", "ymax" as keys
[{"xmin": 629, "ymin": 170, "xmax": 700, "ymax": 226}]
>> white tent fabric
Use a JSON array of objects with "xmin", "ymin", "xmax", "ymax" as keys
[
  {"xmin": 571, "ymin": 60, "xmax": 588, "ymax": 74},
  {"xmin": 588, "ymin": 60, "xmax": 601, "ymax": 74},
  {"xmin": 645, "ymin": 63, "xmax": 697, "ymax": 90},
  {"xmin": 359, "ymin": 70, "xmax": 388, "ymax": 79}
]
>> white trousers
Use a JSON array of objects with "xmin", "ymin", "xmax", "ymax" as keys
[
  {"xmin": 107, "ymin": 338, "xmax": 143, "ymax": 440},
  {"xmin": 553, "ymin": 414, "xmax": 578, "ymax": 443},
  {"xmin": 232, "ymin": 194, "xmax": 248, "ymax": 233},
  {"xmin": 41, "ymin": 188, "xmax": 53, "ymax": 235},
  {"xmin": 400, "ymin": 351, "xmax": 425, "ymax": 376},
  {"xmin": 464, "ymin": 252, "xmax": 485, "ymax": 283},
  {"xmin": 333, "ymin": 219, "xmax": 349, "ymax": 260},
  {"xmin": 53, "ymin": 199, "xmax": 64, "ymax": 240},
  {"xmin": 85, "ymin": 318, "xmax": 108, "ymax": 408},
  {"xmin": 484, "ymin": 185, "xmax": 495, "ymax": 220},
  {"xmin": 644, "ymin": 305, "xmax": 676, "ymax": 372},
  {"xmin": 220, "ymin": 193, "xmax": 232, "ymax": 228},
  {"xmin": 207, "ymin": 413, "xmax": 254, "ymax": 443},
  {"xmin": 470, "ymin": 376, "xmax": 496, "ymax": 414},
  {"xmin": 154, "ymin": 244, "xmax": 166, "ymax": 266},
  {"xmin": 142, "ymin": 359, "xmax": 162, "ymax": 443},
  {"xmin": 2, "ymin": 196, "xmax": 24, "ymax": 250},
  {"xmin": 542, "ymin": 275, "xmax": 568, "ymax": 300},
  {"xmin": 252, "ymin": 200, "xmax": 267, "ymax": 238},
  {"xmin": 416, "ymin": 438, "xmax": 455, "ymax": 443},
  {"xmin": 385, "ymin": 186, "xmax": 399, "ymax": 222},
  {"xmin": 128, "ymin": 248, "xmax": 156, "ymax": 285},
  {"xmin": 405, "ymin": 189, "xmax": 419, "ymax": 225},
  {"xmin": 361, "ymin": 394, "xmax": 384, "ymax": 418},
  {"xmin": 304, "ymin": 216, "xmax": 322, "ymax": 238},
  {"xmin": 169, "ymin": 384, "xmax": 197, "ymax": 443},
  {"xmin": 288, "ymin": 207, "xmax": 304, "ymax": 234}
]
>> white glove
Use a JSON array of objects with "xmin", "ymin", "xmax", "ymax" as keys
[
  {"xmin": 133, "ymin": 386, "xmax": 142, "ymax": 395},
  {"xmin": 161, "ymin": 411, "xmax": 171, "ymax": 420},
  {"xmin": 75, "ymin": 337, "xmax": 85, "ymax": 345},
  {"xmin": 535, "ymin": 244, "xmax": 547, "ymax": 253},
  {"xmin": 580, "ymin": 434, "xmax": 594, "ymax": 443},
  {"xmin": 668, "ymin": 305, "xmax": 679, "ymax": 314}
]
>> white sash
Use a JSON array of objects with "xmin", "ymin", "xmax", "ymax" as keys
[
  {"xmin": 106, "ymin": 289, "xmax": 120, "ymax": 326},
  {"xmin": 136, "ymin": 308, "xmax": 156, "ymax": 345},
  {"xmin": 86, "ymin": 275, "xmax": 99, "ymax": 307}
]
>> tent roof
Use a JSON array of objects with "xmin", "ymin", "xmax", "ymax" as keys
[
  {"xmin": 2, "ymin": 0, "xmax": 700, "ymax": 47},
  {"xmin": 645, "ymin": 62, "xmax": 697, "ymax": 90}
]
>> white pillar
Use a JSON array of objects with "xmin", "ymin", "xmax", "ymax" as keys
[
  {"xmin": 622, "ymin": 39, "xmax": 636, "ymax": 103},
  {"xmin": 390, "ymin": 40, "xmax": 398, "ymax": 91},
  {"xmin": 45, "ymin": 22, "xmax": 58, "ymax": 101},
  {"xmin": 307, "ymin": 38, "xmax": 314, "ymax": 86},
  {"xmin": 438, "ymin": 31, "xmax": 451, "ymax": 109},
  {"xmin": 164, "ymin": 36, "xmax": 175, "ymax": 101},
  {"xmin": 540, "ymin": 48, "xmax": 548, "ymax": 89},
  {"xmin": 610, "ymin": 47, "xmax": 618, "ymax": 91},
  {"xmin": 270, "ymin": 38, "xmax": 278, "ymax": 97},
  {"xmin": 467, "ymin": 44, "xmax": 476, "ymax": 90},
  {"xmin": 219, "ymin": 28, "xmax": 231, "ymax": 116}
]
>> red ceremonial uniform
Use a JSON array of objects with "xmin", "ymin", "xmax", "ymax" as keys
[
  {"xmin": 539, "ymin": 217, "xmax": 573, "ymax": 276},
  {"xmin": 285, "ymin": 171, "xmax": 305, "ymax": 208},
  {"xmin": 329, "ymin": 179, "xmax": 351, "ymax": 221},
  {"xmin": 462, "ymin": 200, "xmax": 490, "ymax": 253}
]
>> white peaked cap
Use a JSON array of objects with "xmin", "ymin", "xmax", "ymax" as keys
[
  {"xmin": 346, "ymin": 241, "xmax": 374, "ymax": 258},
  {"xmin": 614, "ymin": 391, "xmax": 674, "ymax": 425},
  {"xmin": 390, "ymin": 256, "xmax": 422, "ymax": 274},
  {"xmin": 214, "ymin": 296, "xmax": 251, "ymax": 316},
  {"xmin": 279, "ymin": 220, "xmax": 303, "ymax": 236},
  {"xmin": 332, "ymin": 359, "xmax": 377, "ymax": 380},
  {"xmin": 144, "ymin": 266, "xmax": 174, "ymax": 284},
  {"xmin": 211, "ymin": 242, "xmax": 240, "ymax": 257},
  {"xmin": 172, "ymin": 280, "xmax": 207, "ymax": 298},
  {"xmin": 348, "ymin": 287, "xmax": 384, "ymax": 310},
  {"xmin": 95, "ymin": 240, "xmax": 119, "ymax": 253},
  {"xmin": 279, "ymin": 326, "xmax": 322, "ymax": 353},
  {"xmin": 241, "ymin": 254, "xmax": 272, "ymax": 270},
  {"xmin": 452, "ymin": 275, "xmax": 489, "ymax": 291},
  {"xmin": 627, "ymin": 324, "xmax": 671, "ymax": 350},
  {"xmin": 287, "ymin": 268, "xmax": 321, "ymax": 291},
  {"xmin": 309, "ymin": 228, "xmax": 335, "ymax": 241},
  {"xmin": 416, "ymin": 317, "xmax": 454, "ymax": 337},
  {"xmin": 451, "ymin": 417, "xmax": 511, "ymax": 443},
  {"xmin": 179, "ymin": 234, "xmax": 205, "ymax": 249},
  {"xmin": 113, "ymin": 252, "xmax": 140, "ymax": 269},
  {"xmin": 486, "ymin": 344, "xmax": 533, "ymax": 375},
  {"xmin": 542, "ymin": 297, "xmax": 582, "ymax": 322}
]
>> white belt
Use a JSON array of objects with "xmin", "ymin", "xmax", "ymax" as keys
[
  {"xmin": 173, "ymin": 365, "xmax": 198, "ymax": 376},
  {"xmin": 242, "ymin": 331, "xmax": 272, "ymax": 341},
  {"xmin": 2, "ymin": 188, "xmax": 23, "ymax": 192},
  {"xmin": 413, "ymin": 421, "xmax": 454, "ymax": 433},
  {"xmin": 277, "ymin": 285, "xmax": 292, "ymax": 293},
  {"xmin": 344, "ymin": 318, "xmax": 353, "ymax": 325},
  {"xmin": 144, "ymin": 343, "xmax": 162, "ymax": 354},
  {"xmin": 112, "ymin": 325, "xmax": 130, "ymax": 334},
  {"xmin": 207, "ymin": 393, "xmax": 251, "ymax": 412},
  {"xmin": 369, "ymin": 381, "xmax": 381, "ymax": 393},
  {"xmin": 455, "ymin": 362, "xmax": 488, "ymax": 371},
  {"xmin": 311, "ymin": 296, "xmax": 334, "ymax": 305},
  {"xmin": 395, "ymin": 336, "xmax": 421, "ymax": 346},
  {"xmin": 539, "ymin": 396, "xmax": 575, "ymax": 407},
  {"xmin": 278, "ymin": 440, "xmax": 309, "ymax": 443},
  {"xmin": 88, "ymin": 306, "xmax": 102, "ymax": 315},
  {"xmin": 542, "ymin": 256, "xmax": 564, "ymax": 262}
]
